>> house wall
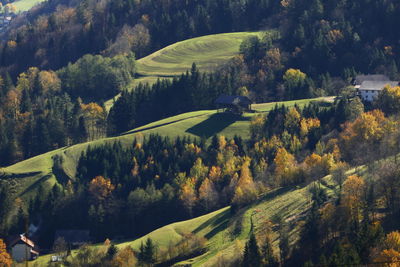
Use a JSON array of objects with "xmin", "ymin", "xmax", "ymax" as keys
[
  {"xmin": 11, "ymin": 244, "xmax": 31, "ymax": 262},
  {"xmin": 359, "ymin": 89, "xmax": 380, "ymax": 102}
]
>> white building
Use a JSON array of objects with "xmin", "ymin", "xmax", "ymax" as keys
[
  {"xmin": 358, "ymin": 81, "xmax": 399, "ymax": 102},
  {"xmin": 9, "ymin": 234, "xmax": 39, "ymax": 262}
]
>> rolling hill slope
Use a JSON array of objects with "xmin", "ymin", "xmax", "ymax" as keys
[
  {"xmin": 136, "ymin": 32, "xmax": 265, "ymax": 77},
  {"xmin": 105, "ymin": 31, "xmax": 264, "ymax": 110},
  {"xmin": 2, "ymin": 93, "xmax": 333, "ymax": 266},
  {"xmin": 1, "ymin": 97, "xmax": 332, "ymax": 203},
  {"xmin": 32, "ymin": 169, "xmax": 359, "ymax": 266}
]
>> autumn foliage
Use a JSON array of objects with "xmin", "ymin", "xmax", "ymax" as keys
[
  {"xmin": 89, "ymin": 176, "xmax": 115, "ymax": 202},
  {"xmin": 0, "ymin": 239, "xmax": 12, "ymax": 267},
  {"xmin": 341, "ymin": 175, "xmax": 366, "ymax": 223},
  {"xmin": 232, "ymin": 158, "xmax": 258, "ymax": 206}
]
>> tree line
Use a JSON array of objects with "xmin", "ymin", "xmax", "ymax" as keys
[{"xmin": 0, "ymin": 53, "xmax": 134, "ymax": 166}]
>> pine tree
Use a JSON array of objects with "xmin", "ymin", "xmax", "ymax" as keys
[
  {"xmin": 242, "ymin": 232, "xmax": 261, "ymax": 267},
  {"xmin": 3, "ymin": 72, "xmax": 14, "ymax": 93},
  {"xmin": 262, "ymin": 234, "xmax": 277, "ymax": 266},
  {"xmin": 20, "ymin": 88, "xmax": 32, "ymax": 113},
  {"xmin": 138, "ymin": 241, "xmax": 145, "ymax": 264},
  {"xmin": 279, "ymin": 223, "xmax": 290, "ymax": 264},
  {"xmin": 106, "ymin": 244, "xmax": 118, "ymax": 260},
  {"xmin": 145, "ymin": 237, "xmax": 156, "ymax": 265}
]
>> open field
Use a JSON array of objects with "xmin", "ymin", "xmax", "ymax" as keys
[
  {"xmin": 13, "ymin": 0, "xmax": 45, "ymax": 12},
  {"xmin": 125, "ymin": 97, "xmax": 333, "ymax": 139},
  {"xmin": 136, "ymin": 32, "xmax": 264, "ymax": 77},
  {"xmin": 104, "ymin": 32, "xmax": 264, "ymax": 111}
]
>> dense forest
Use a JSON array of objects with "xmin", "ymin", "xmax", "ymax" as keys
[
  {"xmin": 1, "ymin": 0, "xmax": 399, "ymax": 80},
  {"xmin": 1, "ymin": 0, "xmax": 400, "ymax": 266}
]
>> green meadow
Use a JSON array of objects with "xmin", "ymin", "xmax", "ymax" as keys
[
  {"xmin": 136, "ymin": 32, "xmax": 265, "ymax": 77},
  {"xmin": 105, "ymin": 31, "xmax": 265, "ymax": 110},
  {"xmin": 13, "ymin": 0, "xmax": 45, "ymax": 12}
]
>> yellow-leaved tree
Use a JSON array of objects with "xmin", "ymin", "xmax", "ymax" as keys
[
  {"xmin": 283, "ymin": 68, "xmax": 307, "ymax": 98},
  {"xmin": 284, "ymin": 107, "xmax": 301, "ymax": 134},
  {"xmin": 273, "ymin": 147, "xmax": 298, "ymax": 186},
  {"xmin": 81, "ymin": 102, "xmax": 107, "ymax": 141},
  {"xmin": 374, "ymin": 231, "xmax": 400, "ymax": 266},
  {"xmin": 340, "ymin": 110, "xmax": 390, "ymax": 163},
  {"xmin": 180, "ymin": 178, "xmax": 197, "ymax": 217},
  {"xmin": 377, "ymin": 85, "xmax": 400, "ymax": 115},
  {"xmin": 232, "ymin": 158, "xmax": 258, "ymax": 206}
]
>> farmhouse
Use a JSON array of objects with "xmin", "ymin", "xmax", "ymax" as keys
[
  {"xmin": 358, "ymin": 80, "xmax": 399, "ymax": 102},
  {"xmin": 215, "ymin": 95, "xmax": 252, "ymax": 114},
  {"xmin": 9, "ymin": 234, "xmax": 39, "ymax": 262},
  {"xmin": 55, "ymin": 230, "xmax": 91, "ymax": 248},
  {"xmin": 353, "ymin": 74, "xmax": 390, "ymax": 89}
]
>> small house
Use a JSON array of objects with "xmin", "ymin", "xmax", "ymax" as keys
[
  {"xmin": 9, "ymin": 234, "xmax": 39, "ymax": 262},
  {"xmin": 358, "ymin": 81, "xmax": 399, "ymax": 102},
  {"xmin": 215, "ymin": 95, "xmax": 252, "ymax": 114},
  {"xmin": 55, "ymin": 230, "xmax": 91, "ymax": 248}
]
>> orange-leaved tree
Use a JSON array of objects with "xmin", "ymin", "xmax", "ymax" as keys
[
  {"xmin": 374, "ymin": 231, "xmax": 400, "ymax": 266},
  {"xmin": 0, "ymin": 239, "xmax": 12, "ymax": 267},
  {"xmin": 89, "ymin": 176, "xmax": 115, "ymax": 203},
  {"xmin": 199, "ymin": 178, "xmax": 218, "ymax": 212},
  {"xmin": 341, "ymin": 175, "xmax": 366, "ymax": 223}
]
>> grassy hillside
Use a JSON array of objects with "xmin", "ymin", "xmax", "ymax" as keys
[
  {"xmin": 136, "ymin": 32, "xmax": 264, "ymax": 77},
  {"xmin": 105, "ymin": 32, "xmax": 264, "ymax": 110},
  {"xmin": 13, "ymin": 0, "xmax": 45, "ymax": 12},
  {"xmin": 125, "ymin": 98, "xmax": 333, "ymax": 139},
  {"xmin": 31, "ymin": 170, "xmax": 357, "ymax": 266},
  {"xmin": 2, "ymin": 94, "xmax": 334, "ymax": 266},
  {"xmin": 1, "ymin": 97, "xmax": 332, "ymax": 202}
]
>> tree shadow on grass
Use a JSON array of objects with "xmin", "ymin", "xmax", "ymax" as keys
[
  {"xmin": 0, "ymin": 171, "xmax": 42, "ymax": 179},
  {"xmin": 18, "ymin": 173, "xmax": 53, "ymax": 197},
  {"xmin": 193, "ymin": 208, "xmax": 231, "ymax": 240},
  {"xmin": 186, "ymin": 113, "xmax": 248, "ymax": 138}
]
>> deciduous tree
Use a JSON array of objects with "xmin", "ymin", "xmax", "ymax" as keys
[{"xmin": 0, "ymin": 239, "xmax": 12, "ymax": 267}]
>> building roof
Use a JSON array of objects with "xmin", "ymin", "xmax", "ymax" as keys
[
  {"xmin": 9, "ymin": 234, "xmax": 35, "ymax": 248},
  {"xmin": 359, "ymin": 81, "xmax": 399, "ymax": 91},
  {"xmin": 215, "ymin": 95, "xmax": 252, "ymax": 106},
  {"xmin": 354, "ymin": 74, "xmax": 390, "ymax": 85},
  {"xmin": 55, "ymin": 230, "xmax": 91, "ymax": 245}
]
